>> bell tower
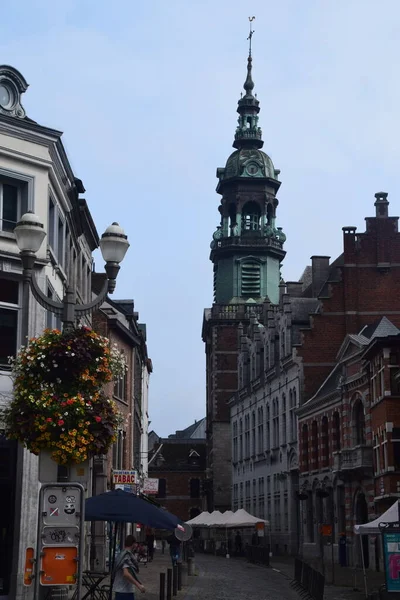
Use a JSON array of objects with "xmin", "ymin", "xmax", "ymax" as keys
[{"xmin": 202, "ymin": 23, "xmax": 286, "ymax": 510}]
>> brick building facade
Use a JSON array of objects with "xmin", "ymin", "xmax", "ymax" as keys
[
  {"xmin": 148, "ymin": 419, "xmax": 206, "ymax": 521},
  {"xmin": 297, "ymin": 194, "xmax": 400, "ymax": 569}
]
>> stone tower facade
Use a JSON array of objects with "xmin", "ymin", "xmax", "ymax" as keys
[{"xmin": 202, "ymin": 49, "xmax": 286, "ymax": 510}]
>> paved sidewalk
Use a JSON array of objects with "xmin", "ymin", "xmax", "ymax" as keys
[{"xmin": 131, "ymin": 551, "xmax": 196, "ymax": 600}]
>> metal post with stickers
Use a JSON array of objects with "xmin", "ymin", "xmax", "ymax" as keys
[{"xmin": 33, "ymin": 482, "xmax": 85, "ymax": 599}]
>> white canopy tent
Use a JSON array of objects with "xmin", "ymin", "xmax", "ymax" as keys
[
  {"xmin": 354, "ymin": 499, "xmax": 400, "ymax": 535},
  {"xmin": 224, "ymin": 508, "xmax": 269, "ymax": 528},
  {"xmin": 186, "ymin": 511, "xmax": 216, "ymax": 526}
]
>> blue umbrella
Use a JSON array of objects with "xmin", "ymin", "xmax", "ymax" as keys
[{"xmin": 85, "ymin": 489, "xmax": 181, "ymax": 530}]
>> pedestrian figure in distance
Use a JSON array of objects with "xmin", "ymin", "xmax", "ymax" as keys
[
  {"xmin": 162, "ymin": 538, "xmax": 166, "ymax": 554},
  {"xmin": 146, "ymin": 529, "xmax": 155, "ymax": 562},
  {"xmin": 167, "ymin": 533, "xmax": 182, "ymax": 566},
  {"xmin": 235, "ymin": 531, "xmax": 242, "ymax": 556},
  {"xmin": 112, "ymin": 535, "xmax": 145, "ymax": 599}
]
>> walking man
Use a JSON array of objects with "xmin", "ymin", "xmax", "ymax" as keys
[{"xmin": 112, "ymin": 535, "xmax": 145, "ymax": 599}]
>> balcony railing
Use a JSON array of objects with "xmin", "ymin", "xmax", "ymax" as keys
[
  {"xmin": 211, "ymin": 304, "xmax": 263, "ymax": 320},
  {"xmin": 333, "ymin": 445, "xmax": 373, "ymax": 473}
]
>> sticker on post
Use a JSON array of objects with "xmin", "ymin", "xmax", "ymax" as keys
[{"xmin": 50, "ymin": 508, "xmax": 59, "ymax": 517}]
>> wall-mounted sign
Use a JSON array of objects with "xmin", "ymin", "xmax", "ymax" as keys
[
  {"xmin": 113, "ymin": 470, "xmax": 137, "ymax": 485},
  {"xmin": 143, "ymin": 478, "xmax": 159, "ymax": 495},
  {"xmin": 382, "ymin": 531, "xmax": 400, "ymax": 592}
]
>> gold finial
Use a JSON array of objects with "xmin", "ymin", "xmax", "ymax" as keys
[{"xmin": 248, "ymin": 16, "xmax": 255, "ymax": 56}]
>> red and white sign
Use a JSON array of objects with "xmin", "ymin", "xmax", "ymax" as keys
[
  {"xmin": 113, "ymin": 470, "xmax": 137, "ymax": 485},
  {"xmin": 143, "ymin": 478, "xmax": 159, "ymax": 495}
]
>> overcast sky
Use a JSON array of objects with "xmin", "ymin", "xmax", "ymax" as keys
[{"xmin": 2, "ymin": 1, "xmax": 400, "ymax": 436}]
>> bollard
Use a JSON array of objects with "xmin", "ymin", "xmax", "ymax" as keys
[
  {"xmin": 177, "ymin": 563, "xmax": 182, "ymax": 591},
  {"xmin": 187, "ymin": 557, "xmax": 194, "ymax": 576},
  {"xmin": 160, "ymin": 572, "xmax": 166, "ymax": 600},
  {"xmin": 167, "ymin": 568, "xmax": 172, "ymax": 600},
  {"xmin": 173, "ymin": 565, "xmax": 178, "ymax": 596}
]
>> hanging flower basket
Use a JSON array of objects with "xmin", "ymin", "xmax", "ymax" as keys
[{"xmin": 0, "ymin": 326, "xmax": 126, "ymax": 465}]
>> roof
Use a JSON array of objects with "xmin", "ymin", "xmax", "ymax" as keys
[{"xmin": 169, "ymin": 418, "xmax": 206, "ymax": 440}]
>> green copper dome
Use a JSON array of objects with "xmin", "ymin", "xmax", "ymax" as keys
[{"xmin": 220, "ymin": 148, "xmax": 279, "ymax": 181}]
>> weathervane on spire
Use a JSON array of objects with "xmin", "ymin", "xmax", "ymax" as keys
[{"xmin": 248, "ymin": 16, "xmax": 255, "ymax": 56}]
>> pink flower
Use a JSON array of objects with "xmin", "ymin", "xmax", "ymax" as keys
[
  {"xmin": 46, "ymin": 418, "xmax": 52, "ymax": 423},
  {"xmin": 58, "ymin": 419, "xmax": 64, "ymax": 426},
  {"xmin": 94, "ymin": 416, "xmax": 102, "ymax": 423}
]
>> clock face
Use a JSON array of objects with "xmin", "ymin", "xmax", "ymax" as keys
[
  {"xmin": 0, "ymin": 84, "xmax": 11, "ymax": 108},
  {"xmin": 246, "ymin": 163, "xmax": 259, "ymax": 176}
]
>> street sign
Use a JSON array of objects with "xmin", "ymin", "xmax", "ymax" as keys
[
  {"xmin": 143, "ymin": 478, "xmax": 159, "ymax": 495},
  {"xmin": 113, "ymin": 470, "xmax": 137, "ymax": 485}
]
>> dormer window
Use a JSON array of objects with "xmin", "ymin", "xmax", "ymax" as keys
[
  {"xmin": 0, "ymin": 65, "xmax": 28, "ymax": 118},
  {"xmin": 0, "ymin": 83, "xmax": 14, "ymax": 110}
]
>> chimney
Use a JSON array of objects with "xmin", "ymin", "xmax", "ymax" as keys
[
  {"xmin": 311, "ymin": 256, "xmax": 330, "ymax": 298},
  {"xmin": 286, "ymin": 282, "xmax": 303, "ymax": 297},
  {"xmin": 374, "ymin": 192, "xmax": 389, "ymax": 218}
]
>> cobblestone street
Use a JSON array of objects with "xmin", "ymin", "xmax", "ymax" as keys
[{"xmin": 137, "ymin": 552, "xmax": 300, "ymax": 600}]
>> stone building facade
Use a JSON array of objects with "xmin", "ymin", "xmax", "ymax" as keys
[
  {"xmin": 0, "ymin": 65, "xmax": 98, "ymax": 599},
  {"xmin": 148, "ymin": 419, "xmax": 206, "ymax": 521}
]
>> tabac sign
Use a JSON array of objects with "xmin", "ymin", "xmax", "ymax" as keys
[{"xmin": 112, "ymin": 470, "xmax": 137, "ymax": 485}]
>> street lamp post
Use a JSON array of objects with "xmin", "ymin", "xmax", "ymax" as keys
[
  {"xmin": 15, "ymin": 211, "xmax": 130, "ymax": 333},
  {"xmin": 14, "ymin": 211, "xmax": 129, "ymax": 600}
]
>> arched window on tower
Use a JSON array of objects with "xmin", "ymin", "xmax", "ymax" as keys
[
  {"xmin": 242, "ymin": 201, "xmax": 261, "ymax": 231},
  {"xmin": 267, "ymin": 203, "xmax": 273, "ymax": 226}
]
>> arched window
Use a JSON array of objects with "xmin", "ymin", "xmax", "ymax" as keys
[
  {"xmin": 302, "ymin": 425, "xmax": 309, "ymax": 471},
  {"xmin": 321, "ymin": 417, "xmax": 329, "ymax": 468},
  {"xmin": 353, "ymin": 399, "xmax": 366, "ymax": 445},
  {"xmin": 333, "ymin": 412, "xmax": 341, "ymax": 451},
  {"xmin": 242, "ymin": 201, "xmax": 261, "ymax": 231},
  {"xmin": 312, "ymin": 421, "xmax": 319, "ymax": 469}
]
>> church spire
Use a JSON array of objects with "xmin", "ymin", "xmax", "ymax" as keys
[{"xmin": 234, "ymin": 17, "xmax": 263, "ymax": 150}]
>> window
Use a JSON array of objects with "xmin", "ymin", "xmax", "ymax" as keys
[
  {"xmin": 57, "ymin": 216, "xmax": 65, "ymax": 267},
  {"xmin": 0, "ymin": 182, "xmax": 19, "ymax": 232},
  {"xmin": 46, "ymin": 284, "xmax": 62, "ymax": 331},
  {"xmin": 112, "ymin": 430, "xmax": 124, "ymax": 469},
  {"xmin": 251, "ymin": 411, "xmax": 256, "ymax": 455},
  {"xmin": 48, "ymin": 195, "xmax": 66, "ymax": 268},
  {"xmin": 245, "ymin": 480, "xmax": 251, "ymax": 512},
  {"xmin": 302, "ymin": 425, "xmax": 309, "ymax": 471},
  {"xmin": 157, "ymin": 478, "xmax": 167, "ymax": 498},
  {"xmin": 242, "ymin": 201, "xmax": 261, "ymax": 231},
  {"xmin": 239, "ymin": 482, "xmax": 243, "ymax": 508},
  {"xmin": 257, "ymin": 407, "xmax": 264, "ymax": 454},
  {"xmin": 241, "ymin": 261, "xmax": 261, "ymax": 296},
  {"xmin": 114, "ymin": 371, "xmax": 127, "ymax": 402},
  {"xmin": 311, "ymin": 421, "xmax": 319, "ymax": 469},
  {"xmin": 239, "ymin": 419, "xmax": 243, "ymax": 461},
  {"xmin": 289, "ymin": 389, "xmax": 297, "ymax": 442},
  {"xmin": 233, "ymin": 484, "xmax": 238, "ymax": 511},
  {"xmin": 333, "ymin": 412, "xmax": 341, "ymax": 451},
  {"xmin": 353, "ymin": 399, "xmax": 366, "ymax": 446},
  {"xmin": 0, "ymin": 279, "xmax": 19, "ymax": 368},
  {"xmin": 190, "ymin": 478, "xmax": 200, "ymax": 498},
  {"xmin": 266, "ymin": 404, "xmax": 270, "ymax": 450},
  {"xmin": 272, "ymin": 399, "xmax": 279, "ymax": 447},
  {"xmin": 244, "ymin": 415, "xmax": 250, "ymax": 458},
  {"xmin": 233, "ymin": 421, "xmax": 238, "ymax": 462},
  {"xmin": 282, "ymin": 394, "xmax": 287, "ymax": 445},
  {"xmin": 321, "ymin": 417, "xmax": 329, "ymax": 468},
  {"xmin": 393, "ymin": 428, "xmax": 400, "ymax": 471},
  {"xmin": 374, "ymin": 434, "xmax": 381, "ymax": 474}
]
